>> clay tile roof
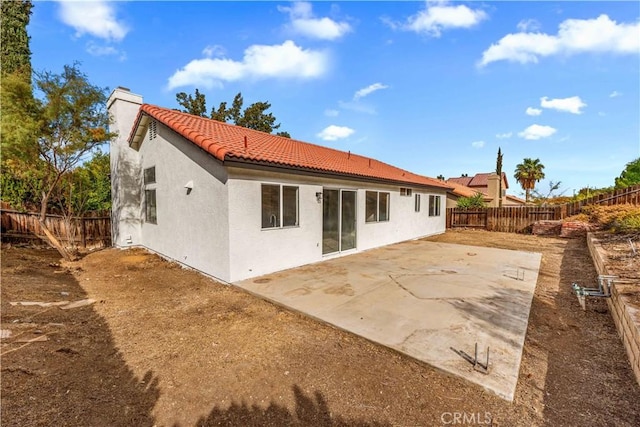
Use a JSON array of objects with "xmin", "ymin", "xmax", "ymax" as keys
[
  {"xmin": 130, "ymin": 104, "xmax": 450, "ymax": 190},
  {"xmin": 446, "ymin": 181, "xmax": 490, "ymax": 199},
  {"xmin": 447, "ymin": 176, "xmax": 473, "ymax": 187},
  {"xmin": 447, "ymin": 172, "xmax": 509, "ymax": 189}
]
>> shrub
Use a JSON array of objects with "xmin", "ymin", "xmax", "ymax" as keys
[
  {"xmin": 575, "ymin": 204, "xmax": 640, "ymax": 233},
  {"xmin": 457, "ymin": 193, "xmax": 487, "ymax": 208}
]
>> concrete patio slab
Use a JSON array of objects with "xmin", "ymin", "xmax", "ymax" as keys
[{"xmin": 235, "ymin": 239, "xmax": 541, "ymax": 401}]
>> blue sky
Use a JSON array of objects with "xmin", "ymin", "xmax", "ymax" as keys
[{"xmin": 30, "ymin": 1, "xmax": 640, "ymax": 196}]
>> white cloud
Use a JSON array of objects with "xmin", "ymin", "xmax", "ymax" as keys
[
  {"xmin": 517, "ymin": 19, "xmax": 541, "ymax": 32},
  {"xmin": 401, "ymin": 1, "xmax": 487, "ymax": 37},
  {"xmin": 609, "ymin": 90, "xmax": 622, "ymax": 98},
  {"xmin": 167, "ymin": 40, "xmax": 328, "ymax": 89},
  {"xmin": 518, "ymin": 124, "xmax": 557, "ymax": 140},
  {"xmin": 540, "ymin": 96, "xmax": 587, "ymax": 114},
  {"xmin": 278, "ymin": 1, "xmax": 351, "ymax": 40},
  {"xmin": 317, "ymin": 125, "xmax": 355, "ymax": 141},
  {"xmin": 338, "ymin": 100, "xmax": 377, "ymax": 115},
  {"xmin": 86, "ymin": 42, "xmax": 117, "ymax": 56},
  {"xmin": 471, "ymin": 140, "xmax": 485, "ymax": 148},
  {"xmin": 496, "ymin": 132, "xmax": 513, "ymax": 139},
  {"xmin": 324, "ymin": 109, "xmax": 339, "ymax": 117},
  {"xmin": 526, "ymin": 107, "xmax": 542, "ymax": 116},
  {"xmin": 479, "ymin": 14, "xmax": 640, "ymax": 67},
  {"xmin": 86, "ymin": 42, "xmax": 127, "ymax": 61},
  {"xmin": 353, "ymin": 83, "xmax": 389, "ymax": 100},
  {"xmin": 202, "ymin": 45, "xmax": 226, "ymax": 58},
  {"xmin": 57, "ymin": 0, "xmax": 128, "ymax": 42}
]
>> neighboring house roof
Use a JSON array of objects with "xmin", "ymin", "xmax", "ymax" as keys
[
  {"xmin": 445, "ymin": 181, "xmax": 490, "ymax": 200},
  {"xmin": 447, "ymin": 172, "xmax": 509, "ymax": 189},
  {"xmin": 505, "ymin": 194, "xmax": 526, "ymax": 204},
  {"xmin": 129, "ymin": 104, "xmax": 450, "ymax": 190},
  {"xmin": 447, "ymin": 176, "xmax": 473, "ymax": 187}
]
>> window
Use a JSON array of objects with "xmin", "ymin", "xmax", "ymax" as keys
[
  {"xmin": 415, "ymin": 194, "xmax": 421, "ymax": 212},
  {"xmin": 145, "ymin": 189, "xmax": 157, "ymax": 224},
  {"xmin": 429, "ymin": 195, "xmax": 441, "ymax": 217},
  {"xmin": 144, "ymin": 166, "xmax": 156, "ymax": 184},
  {"xmin": 261, "ymin": 184, "xmax": 298, "ymax": 229},
  {"xmin": 365, "ymin": 191, "xmax": 390, "ymax": 223},
  {"xmin": 400, "ymin": 187, "xmax": 412, "ymax": 197}
]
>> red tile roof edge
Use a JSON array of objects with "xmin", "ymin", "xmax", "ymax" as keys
[{"xmin": 130, "ymin": 104, "xmax": 452, "ymax": 191}]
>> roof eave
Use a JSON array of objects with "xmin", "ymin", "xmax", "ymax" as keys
[{"xmin": 224, "ymin": 157, "xmax": 451, "ymax": 191}]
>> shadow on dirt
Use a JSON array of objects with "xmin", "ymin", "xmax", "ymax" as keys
[
  {"xmin": 192, "ymin": 385, "xmax": 389, "ymax": 427},
  {"xmin": 1, "ymin": 247, "xmax": 160, "ymax": 427},
  {"xmin": 542, "ymin": 237, "xmax": 640, "ymax": 426}
]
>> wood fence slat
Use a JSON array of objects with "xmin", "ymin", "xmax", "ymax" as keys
[
  {"xmin": 1, "ymin": 209, "xmax": 111, "ymax": 248},
  {"xmin": 446, "ymin": 184, "xmax": 639, "ymax": 233}
]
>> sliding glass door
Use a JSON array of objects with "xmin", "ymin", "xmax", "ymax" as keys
[{"xmin": 322, "ymin": 189, "xmax": 357, "ymax": 255}]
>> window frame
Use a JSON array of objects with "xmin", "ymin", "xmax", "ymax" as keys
[
  {"xmin": 400, "ymin": 187, "xmax": 413, "ymax": 197},
  {"xmin": 261, "ymin": 184, "xmax": 299, "ymax": 230},
  {"xmin": 365, "ymin": 191, "xmax": 390, "ymax": 223},
  {"xmin": 144, "ymin": 189, "xmax": 157, "ymax": 224},
  {"xmin": 415, "ymin": 194, "xmax": 421, "ymax": 212},
  {"xmin": 428, "ymin": 195, "xmax": 441, "ymax": 217},
  {"xmin": 143, "ymin": 166, "xmax": 156, "ymax": 185}
]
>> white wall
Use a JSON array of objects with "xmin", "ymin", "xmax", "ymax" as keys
[
  {"xmin": 227, "ymin": 168, "xmax": 446, "ymax": 282},
  {"xmin": 107, "ymin": 88, "xmax": 143, "ymax": 247},
  {"xmin": 137, "ymin": 122, "xmax": 231, "ymax": 281},
  {"xmin": 227, "ymin": 169, "xmax": 324, "ymax": 282},
  {"xmin": 356, "ymin": 186, "xmax": 445, "ymax": 252}
]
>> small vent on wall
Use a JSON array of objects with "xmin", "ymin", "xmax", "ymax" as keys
[{"xmin": 149, "ymin": 120, "xmax": 157, "ymax": 140}]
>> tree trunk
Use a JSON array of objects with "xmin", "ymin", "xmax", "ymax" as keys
[
  {"xmin": 525, "ymin": 188, "xmax": 531, "ymax": 204},
  {"xmin": 39, "ymin": 218, "xmax": 73, "ymax": 261},
  {"xmin": 39, "ymin": 182, "xmax": 74, "ymax": 261}
]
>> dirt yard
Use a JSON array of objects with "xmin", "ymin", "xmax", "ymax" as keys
[{"xmin": 2, "ymin": 230, "xmax": 639, "ymax": 426}]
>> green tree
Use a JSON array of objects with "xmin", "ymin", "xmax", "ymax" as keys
[
  {"xmin": 3, "ymin": 64, "xmax": 115, "ymax": 259},
  {"xmin": 175, "ymin": 88, "xmax": 207, "ymax": 117},
  {"xmin": 1, "ymin": 0, "xmax": 33, "ymax": 78},
  {"xmin": 514, "ymin": 158, "xmax": 546, "ymax": 204},
  {"xmin": 0, "ymin": 0, "xmax": 39, "ymax": 211},
  {"xmin": 176, "ymin": 89, "xmax": 289, "ymax": 136},
  {"xmin": 65, "ymin": 151, "xmax": 112, "ymax": 213},
  {"xmin": 615, "ymin": 158, "xmax": 640, "ymax": 189}
]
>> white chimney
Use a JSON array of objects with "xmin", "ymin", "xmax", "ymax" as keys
[{"xmin": 107, "ymin": 87, "xmax": 143, "ymax": 247}]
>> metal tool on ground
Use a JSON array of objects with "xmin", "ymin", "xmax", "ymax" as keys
[
  {"xmin": 451, "ymin": 343, "xmax": 490, "ymax": 374},
  {"xmin": 572, "ymin": 274, "xmax": 617, "ymax": 311}
]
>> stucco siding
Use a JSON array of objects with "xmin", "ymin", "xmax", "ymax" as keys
[
  {"xmin": 356, "ymin": 187, "xmax": 446, "ymax": 251},
  {"xmin": 227, "ymin": 168, "xmax": 446, "ymax": 282},
  {"xmin": 227, "ymin": 177, "xmax": 323, "ymax": 282},
  {"xmin": 137, "ymin": 123, "xmax": 231, "ymax": 281}
]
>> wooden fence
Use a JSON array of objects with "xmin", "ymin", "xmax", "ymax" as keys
[
  {"xmin": 447, "ymin": 184, "xmax": 640, "ymax": 233},
  {"xmin": 1, "ymin": 209, "xmax": 111, "ymax": 248},
  {"xmin": 447, "ymin": 206, "xmax": 562, "ymax": 233},
  {"xmin": 564, "ymin": 184, "xmax": 640, "ymax": 216}
]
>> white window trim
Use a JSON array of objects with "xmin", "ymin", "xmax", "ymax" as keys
[
  {"xmin": 429, "ymin": 194, "xmax": 441, "ymax": 217},
  {"xmin": 365, "ymin": 191, "xmax": 390, "ymax": 223},
  {"xmin": 261, "ymin": 184, "xmax": 299, "ymax": 230}
]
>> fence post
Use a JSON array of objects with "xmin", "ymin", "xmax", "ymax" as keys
[{"xmin": 81, "ymin": 218, "xmax": 87, "ymax": 248}]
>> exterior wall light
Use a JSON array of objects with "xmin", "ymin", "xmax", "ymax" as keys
[{"xmin": 185, "ymin": 180, "xmax": 194, "ymax": 195}]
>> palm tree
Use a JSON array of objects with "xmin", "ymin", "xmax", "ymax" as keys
[{"xmin": 514, "ymin": 158, "xmax": 545, "ymax": 203}]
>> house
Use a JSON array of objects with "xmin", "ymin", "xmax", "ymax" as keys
[
  {"xmin": 446, "ymin": 173, "xmax": 526, "ymax": 208},
  {"xmin": 107, "ymin": 87, "xmax": 451, "ymax": 283}
]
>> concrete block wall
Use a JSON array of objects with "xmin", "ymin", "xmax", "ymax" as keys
[{"xmin": 587, "ymin": 233, "xmax": 640, "ymax": 386}]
